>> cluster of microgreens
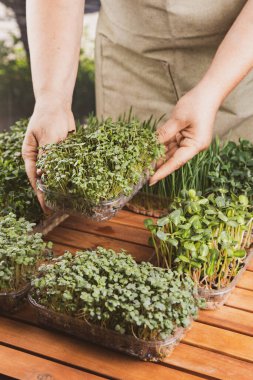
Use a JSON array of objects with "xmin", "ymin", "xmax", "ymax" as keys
[
  {"xmin": 145, "ymin": 190, "xmax": 253, "ymax": 289},
  {"xmin": 31, "ymin": 247, "xmax": 201, "ymax": 341},
  {"xmin": 133, "ymin": 138, "xmax": 253, "ymax": 211},
  {"xmin": 0, "ymin": 119, "xmax": 43, "ymax": 223},
  {"xmin": 208, "ymin": 139, "xmax": 253, "ymax": 202},
  {"xmin": 0, "ymin": 213, "xmax": 49, "ymax": 292},
  {"xmin": 37, "ymin": 115, "xmax": 165, "ymax": 213}
]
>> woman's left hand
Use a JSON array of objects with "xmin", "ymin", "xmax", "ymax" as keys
[{"xmin": 149, "ymin": 85, "xmax": 220, "ymax": 186}]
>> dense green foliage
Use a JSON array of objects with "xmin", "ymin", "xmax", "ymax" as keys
[
  {"xmin": 134, "ymin": 138, "xmax": 253, "ymax": 210},
  {"xmin": 208, "ymin": 140, "xmax": 253, "ymax": 201},
  {"xmin": 38, "ymin": 115, "xmax": 165, "ymax": 209},
  {"xmin": 145, "ymin": 190, "xmax": 253, "ymax": 289},
  {"xmin": 32, "ymin": 247, "xmax": 200, "ymax": 340},
  {"xmin": 0, "ymin": 119, "xmax": 43, "ymax": 222},
  {"xmin": 0, "ymin": 213, "xmax": 48, "ymax": 291}
]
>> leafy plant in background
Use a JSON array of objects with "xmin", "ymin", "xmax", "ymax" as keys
[
  {"xmin": 32, "ymin": 247, "xmax": 200, "ymax": 341},
  {"xmin": 0, "ymin": 38, "xmax": 95, "ymax": 127},
  {"xmin": 208, "ymin": 139, "xmax": 253, "ymax": 202},
  {"xmin": 0, "ymin": 213, "xmax": 49, "ymax": 292},
  {"xmin": 0, "ymin": 119, "xmax": 43, "ymax": 222},
  {"xmin": 37, "ymin": 115, "xmax": 165, "ymax": 213},
  {"xmin": 145, "ymin": 189, "xmax": 253, "ymax": 289},
  {"xmin": 131, "ymin": 138, "xmax": 253, "ymax": 213},
  {"xmin": 131, "ymin": 139, "xmax": 221, "ymax": 212}
]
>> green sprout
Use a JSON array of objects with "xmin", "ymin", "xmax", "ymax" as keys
[
  {"xmin": 0, "ymin": 119, "xmax": 43, "ymax": 223},
  {"xmin": 145, "ymin": 190, "xmax": 253, "ymax": 290},
  {"xmin": 0, "ymin": 213, "xmax": 50, "ymax": 292},
  {"xmin": 32, "ymin": 247, "xmax": 200, "ymax": 341},
  {"xmin": 37, "ymin": 115, "xmax": 165, "ymax": 214},
  {"xmin": 130, "ymin": 138, "xmax": 253, "ymax": 213}
]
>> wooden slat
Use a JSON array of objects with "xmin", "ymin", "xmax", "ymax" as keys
[
  {"xmin": 237, "ymin": 271, "xmax": 253, "ymax": 291},
  {"xmin": 183, "ymin": 322, "xmax": 253, "ymax": 362},
  {"xmin": 0, "ymin": 317, "xmax": 204, "ymax": 380},
  {"xmin": 198, "ymin": 306, "xmax": 253, "ymax": 336},
  {"xmin": 46, "ymin": 226, "xmax": 153, "ymax": 262},
  {"xmin": 165, "ymin": 343, "xmax": 253, "ymax": 380},
  {"xmin": 226, "ymin": 288, "xmax": 253, "ymax": 312},
  {"xmin": 0, "ymin": 345, "xmax": 103, "ymax": 380},
  {"xmin": 110, "ymin": 209, "xmax": 152, "ymax": 230},
  {"xmin": 62, "ymin": 216, "xmax": 150, "ymax": 246},
  {"xmin": 7, "ymin": 307, "xmax": 253, "ymax": 380},
  {"xmin": 247, "ymin": 259, "xmax": 253, "ymax": 271}
]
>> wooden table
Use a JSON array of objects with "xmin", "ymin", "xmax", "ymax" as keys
[{"xmin": 1, "ymin": 210, "xmax": 253, "ymax": 380}]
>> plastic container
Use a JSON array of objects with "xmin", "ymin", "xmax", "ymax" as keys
[
  {"xmin": 37, "ymin": 176, "xmax": 148, "ymax": 221},
  {"xmin": 127, "ymin": 192, "xmax": 170, "ymax": 218},
  {"xmin": 33, "ymin": 211, "xmax": 69, "ymax": 235},
  {"xmin": 198, "ymin": 248, "xmax": 253, "ymax": 310},
  {"xmin": 0, "ymin": 283, "xmax": 30, "ymax": 313},
  {"xmin": 28, "ymin": 294, "xmax": 187, "ymax": 361}
]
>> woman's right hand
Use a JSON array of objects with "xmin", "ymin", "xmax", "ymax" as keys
[{"xmin": 22, "ymin": 98, "xmax": 75, "ymax": 212}]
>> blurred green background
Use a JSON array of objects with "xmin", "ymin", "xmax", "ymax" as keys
[{"xmin": 0, "ymin": 0, "xmax": 98, "ymax": 131}]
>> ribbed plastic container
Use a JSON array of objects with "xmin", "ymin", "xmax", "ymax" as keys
[
  {"xmin": 198, "ymin": 248, "xmax": 253, "ymax": 310},
  {"xmin": 127, "ymin": 192, "xmax": 170, "ymax": 218},
  {"xmin": 37, "ymin": 176, "xmax": 148, "ymax": 221},
  {"xmin": 28, "ymin": 294, "xmax": 187, "ymax": 361},
  {"xmin": 0, "ymin": 284, "xmax": 30, "ymax": 313}
]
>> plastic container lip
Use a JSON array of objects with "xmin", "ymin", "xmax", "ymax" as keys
[
  {"xmin": 28, "ymin": 293, "xmax": 184, "ymax": 346},
  {"xmin": 37, "ymin": 180, "xmax": 121, "ymax": 205},
  {"xmin": 198, "ymin": 247, "xmax": 253, "ymax": 296},
  {"xmin": 37, "ymin": 177, "xmax": 149, "ymax": 206},
  {"xmin": 0, "ymin": 283, "xmax": 30, "ymax": 297}
]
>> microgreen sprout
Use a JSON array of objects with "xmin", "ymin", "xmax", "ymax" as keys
[
  {"xmin": 37, "ymin": 115, "xmax": 165, "ymax": 214},
  {"xmin": 0, "ymin": 119, "xmax": 43, "ymax": 223},
  {"xmin": 0, "ymin": 213, "xmax": 50, "ymax": 292},
  {"xmin": 145, "ymin": 190, "xmax": 253, "ymax": 289},
  {"xmin": 32, "ymin": 247, "xmax": 200, "ymax": 341}
]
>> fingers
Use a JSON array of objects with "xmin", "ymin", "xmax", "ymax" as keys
[
  {"xmin": 150, "ymin": 144, "xmax": 198, "ymax": 185},
  {"xmin": 22, "ymin": 130, "xmax": 49, "ymax": 213},
  {"xmin": 157, "ymin": 118, "xmax": 187, "ymax": 144},
  {"xmin": 22, "ymin": 131, "xmax": 38, "ymax": 192}
]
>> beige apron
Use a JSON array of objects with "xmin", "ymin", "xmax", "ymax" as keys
[{"xmin": 95, "ymin": 0, "xmax": 253, "ymax": 141}]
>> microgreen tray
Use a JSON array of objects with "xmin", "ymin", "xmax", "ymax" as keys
[
  {"xmin": 127, "ymin": 192, "xmax": 170, "ymax": 217},
  {"xmin": 198, "ymin": 248, "xmax": 253, "ymax": 310},
  {"xmin": 37, "ymin": 176, "xmax": 148, "ymax": 221},
  {"xmin": 0, "ymin": 283, "xmax": 30, "ymax": 313},
  {"xmin": 28, "ymin": 294, "xmax": 187, "ymax": 361}
]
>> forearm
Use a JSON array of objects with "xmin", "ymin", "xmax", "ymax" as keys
[
  {"xmin": 197, "ymin": 0, "xmax": 253, "ymax": 107},
  {"xmin": 26, "ymin": 0, "xmax": 85, "ymax": 107}
]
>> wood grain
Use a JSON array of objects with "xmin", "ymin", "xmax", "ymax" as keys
[
  {"xmin": 183, "ymin": 322, "xmax": 253, "ymax": 362},
  {"xmin": 0, "ymin": 344, "xmax": 103, "ymax": 380},
  {"xmin": 46, "ymin": 226, "xmax": 153, "ymax": 262},
  {"xmin": 226, "ymin": 288, "xmax": 253, "ymax": 312},
  {"xmin": 198, "ymin": 306, "xmax": 253, "ymax": 336},
  {"xmin": 237, "ymin": 271, "xmax": 253, "ymax": 291},
  {"xmin": 0, "ymin": 317, "xmax": 205, "ymax": 380},
  {"xmin": 164, "ymin": 342, "xmax": 253, "ymax": 380},
  {"xmin": 62, "ymin": 216, "xmax": 150, "ymax": 246}
]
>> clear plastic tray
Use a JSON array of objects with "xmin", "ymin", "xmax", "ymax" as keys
[
  {"xmin": 0, "ymin": 283, "xmax": 30, "ymax": 313},
  {"xmin": 198, "ymin": 248, "xmax": 253, "ymax": 310},
  {"xmin": 126, "ymin": 192, "xmax": 169, "ymax": 217},
  {"xmin": 37, "ymin": 176, "xmax": 148, "ymax": 221},
  {"xmin": 28, "ymin": 294, "xmax": 187, "ymax": 361}
]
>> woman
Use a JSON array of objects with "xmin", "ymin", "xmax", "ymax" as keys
[{"xmin": 22, "ymin": 0, "xmax": 253, "ymax": 209}]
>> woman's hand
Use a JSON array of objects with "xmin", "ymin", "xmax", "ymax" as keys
[
  {"xmin": 22, "ymin": 99, "xmax": 75, "ymax": 211},
  {"xmin": 150, "ymin": 85, "xmax": 220, "ymax": 185}
]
